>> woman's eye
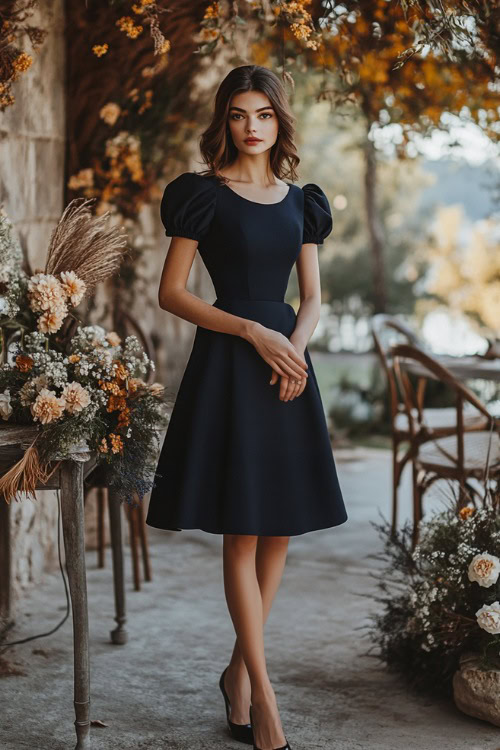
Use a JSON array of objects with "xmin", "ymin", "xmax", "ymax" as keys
[{"xmin": 229, "ymin": 113, "xmax": 273, "ymax": 120}]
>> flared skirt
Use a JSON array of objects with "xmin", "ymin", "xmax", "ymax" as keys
[{"xmin": 145, "ymin": 298, "xmax": 348, "ymax": 536}]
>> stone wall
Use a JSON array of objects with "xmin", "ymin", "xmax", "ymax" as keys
[
  {"xmin": 0, "ymin": 0, "xmax": 222, "ymax": 617},
  {"xmin": 0, "ymin": 0, "xmax": 66, "ymax": 616}
]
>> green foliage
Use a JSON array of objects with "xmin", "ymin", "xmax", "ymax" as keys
[{"xmin": 363, "ymin": 495, "xmax": 500, "ymax": 698}]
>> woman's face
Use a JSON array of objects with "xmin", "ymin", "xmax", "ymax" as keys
[{"xmin": 227, "ymin": 90, "xmax": 279, "ymax": 155}]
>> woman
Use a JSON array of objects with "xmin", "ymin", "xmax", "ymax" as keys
[{"xmin": 146, "ymin": 64, "xmax": 348, "ymax": 750}]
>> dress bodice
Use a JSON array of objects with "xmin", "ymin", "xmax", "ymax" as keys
[{"xmin": 159, "ymin": 172, "xmax": 333, "ymax": 303}]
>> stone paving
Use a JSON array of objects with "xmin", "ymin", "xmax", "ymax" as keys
[{"xmin": 0, "ymin": 448, "xmax": 497, "ymax": 749}]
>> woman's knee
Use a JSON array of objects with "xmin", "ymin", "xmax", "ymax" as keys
[
  {"xmin": 223, "ymin": 533, "xmax": 259, "ymax": 554},
  {"xmin": 258, "ymin": 535, "xmax": 290, "ymax": 546}
]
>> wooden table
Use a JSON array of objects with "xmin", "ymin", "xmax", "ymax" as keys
[
  {"xmin": 399, "ymin": 353, "xmax": 500, "ymax": 383},
  {"xmin": 0, "ymin": 425, "xmax": 128, "ymax": 749}
]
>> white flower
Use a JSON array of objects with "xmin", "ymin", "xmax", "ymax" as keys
[
  {"xmin": 59, "ymin": 271, "xmax": 87, "ymax": 307},
  {"xmin": 0, "ymin": 389, "xmax": 12, "ymax": 420},
  {"xmin": 468, "ymin": 553, "xmax": 500, "ymax": 588},
  {"xmin": 99, "ymin": 102, "xmax": 121, "ymax": 126},
  {"xmin": 27, "ymin": 273, "xmax": 65, "ymax": 312},
  {"xmin": 61, "ymin": 382, "xmax": 91, "ymax": 414},
  {"xmin": 476, "ymin": 601, "xmax": 500, "ymax": 635},
  {"xmin": 30, "ymin": 388, "xmax": 65, "ymax": 424}
]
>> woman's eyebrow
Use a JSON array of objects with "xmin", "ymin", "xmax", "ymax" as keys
[{"xmin": 229, "ymin": 105, "xmax": 274, "ymax": 112}]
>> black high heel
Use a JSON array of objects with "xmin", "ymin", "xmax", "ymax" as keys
[
  {"xmin": 249, "ymin": 705, "xmax": 292, "ymax": 750},
  {"xmin": 219, "ymin": 666, "xmax": 254, "ymax": 745}
]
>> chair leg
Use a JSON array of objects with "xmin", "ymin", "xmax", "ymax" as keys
[
  {"xmin": 391, "ymin": 436, "xmax": 399, "ymax": 535},
  {"xmin": 137, "ymin": 502, "xmax": 152, "ymax": 582},
  {"xmin": 107, "ymin": 488, "xmax": 128, "ymax": 645},
  {"xmin": 411, "ymin": 463, "xmax": 423, "ymax": 550},
  {"xmin": 97, "ymin": 486, "xmax": 105, "ymax": 569},
  {"xmin": 126, "ymin": 504, "xmax": 141, "ymax": 591}
]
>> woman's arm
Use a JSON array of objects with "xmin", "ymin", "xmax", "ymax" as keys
[
  {"xmin": 271, "ymin": 242, "xmax": 322, "ymax": 401},
  {"xmin": 289, "ymin": 242, "xmax": 322, "ymax": 352},
  {"xmin": 158, "ymin": 236, "xmax": 309, "ymax": 382}
]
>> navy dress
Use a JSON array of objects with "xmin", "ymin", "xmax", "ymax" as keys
[{"xmin": 145, "ymin": 172, "xmax": 348, "ymax": 536}]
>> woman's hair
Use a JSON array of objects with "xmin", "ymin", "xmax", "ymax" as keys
[{"xmin": 198, "ymin": 65, "xmax": 300, "ymax": 184}]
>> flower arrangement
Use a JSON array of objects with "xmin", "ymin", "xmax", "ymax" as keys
[
  {"xmin": 0, "ymin": 1, "xmax": 48, "ymax": 111},
  {"xmin": 0, "ymin": 325, "xmax": 168, "ymax": 505},
  {"xmin": 365, "ymin": 492, "xmax": 500, "ymax": 698},
  {"xmin": 0, "ymin": 202, "xmax": 168, "ymax": 505}
]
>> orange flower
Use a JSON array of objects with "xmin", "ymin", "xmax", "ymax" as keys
[
  {"xmin": 15, "ymin": 354, "xmax": 34, "ymax": 372},
  {"xmin": 459, "ymin": 506, "xmax": 475, "ymax": 520},
  {"xmin": 98, "ymin": 437, "xmax": 109, "ymax": 453},
  {"xmin": 109, "ymin": 432, "xmax": 124, "ymax": 455}
]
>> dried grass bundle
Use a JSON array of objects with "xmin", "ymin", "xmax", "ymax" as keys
[
  {"xmin": 45, "ymin": 198, "xmax": 129, "ymax": 295},
  {"xmin": 0, "ymin": 435, "xmax": 61, "ymax": 504}
]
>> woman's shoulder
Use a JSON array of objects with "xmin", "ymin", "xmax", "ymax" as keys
[
  {"xmin": 300, "ymin": 182, "xmax": 333, "ymax": 245},
  {"xmin": 166, "ymin": 170, "xmax": 217, "ymax": 193},
  {"xmin": 160, "ymin": 172, "xmax": 217, "ymax": 241}
]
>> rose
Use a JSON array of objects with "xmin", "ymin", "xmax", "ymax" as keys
[
  {"xmin": 476, "ymin": 601, "xmax": 500, "ymax": 635},
  {"xmin": 468, "ymin": 553, "xmax": 500, "ymax": 588}
]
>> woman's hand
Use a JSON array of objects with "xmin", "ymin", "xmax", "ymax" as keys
[
  {"xmin": 244, "ymin": 322, "xmax": 309, "ymax": 382},
  {"xmin": 269, "ymin": 335, "xmax": 308, "ymax": 402}
]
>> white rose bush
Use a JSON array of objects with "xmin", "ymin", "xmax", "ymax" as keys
[
  {"xmin": 0, "ymin": 201, "xmax": 168, "ymax": 505},
  {"xmin": 365, "ymin": 495, "xmax": 500, "ymax": 698}
]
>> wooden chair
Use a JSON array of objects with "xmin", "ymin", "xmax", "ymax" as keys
[
  {"xmin": 84, "ymin": 465, "xmax": 152, "ymax": 592},
  {"xmin": 370, "ymin": 314, "xmax": 488, "ymax": 533},
  {"xmin": 392, "ymin": 343, "xmax": 500, "ymax": 548}
]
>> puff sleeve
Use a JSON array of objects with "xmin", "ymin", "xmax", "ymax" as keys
[
  {"xmin": 302, "ymin": 183, "xmax": 333, "ymax": 245},
  {"xmin": 160, "ymin": 172, "xmax": 217, "ymax": 243}
]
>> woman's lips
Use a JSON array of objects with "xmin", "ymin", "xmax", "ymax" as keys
[{"xmin": 244, "ymin": 138, "xmax": 262, "ymax": 144}]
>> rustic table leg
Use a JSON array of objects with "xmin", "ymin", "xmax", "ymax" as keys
[
  {"xmin": 60, "ymin": 459, "xmax": 91, "ymax": 750},
  {"xmin": 107, "ymin": 488, "xmax": 128, "ymax": 645}
]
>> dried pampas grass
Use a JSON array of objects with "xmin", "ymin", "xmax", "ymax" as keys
[
  {"xmin": 45, "ymin": 198, "xmax": 129, "ymax": 295},
  {"xmin": 0, "ymin": 436, "xmax": 61, "ymax": 504}
]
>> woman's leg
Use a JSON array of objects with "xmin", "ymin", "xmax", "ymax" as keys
[{"xmin": 223, "ymin": 534, "xmax": 290, "ymax": 748}]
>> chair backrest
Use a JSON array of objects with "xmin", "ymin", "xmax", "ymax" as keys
[
  {"xmin": 370, "ymin": 314, "xmax": 426, "ymax": 430},
  {"xmin": 391, "ymin": 343, "xmax": 499, "ymax": 477}
]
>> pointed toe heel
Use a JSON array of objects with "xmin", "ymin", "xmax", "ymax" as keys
[
  {"xmin": 249, "ymin": 705, "xmax": 292, "ymax": 750},
  {"xmin": 219, "ymin": 667, "xmax": 254, "ymax": 745}
]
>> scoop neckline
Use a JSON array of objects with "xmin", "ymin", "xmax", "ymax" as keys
[{"xmin": 220, "ymin": 180, "xmax": 292, "ymax": 206}]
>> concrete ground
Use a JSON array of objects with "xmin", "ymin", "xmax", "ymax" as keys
[{"xmin": 1, "ymin": 448, "xmax": 498, "ymax": 750}]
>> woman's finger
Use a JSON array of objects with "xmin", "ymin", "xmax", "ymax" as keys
[
  {"xmin": 281, "ymin": 374, "xmax": 304, "ymax": 401},
  {"xmin": 275, "ymin": 356, "xmax": 309, "ymax": 381}
]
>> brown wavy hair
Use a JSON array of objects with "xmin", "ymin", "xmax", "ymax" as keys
[{"xmin": 198, "ymin": 65, "xmax": 300, "ymax": 185}]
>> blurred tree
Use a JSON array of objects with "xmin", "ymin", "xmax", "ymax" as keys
[
  {"xmin": 416, "ymin": 205, "xmax": 500, "ymax": 336},
  {"xmin": 287, "ymin": 97, "xmax": 432, "ymax": 333},
  {"xmin": 201, "ymin": 1, "xmax": 498, "ymax": 313}
]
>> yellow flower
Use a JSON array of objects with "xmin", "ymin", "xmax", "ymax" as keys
[
  {"xmin": 92, "ymin": 44, "xmax": 109, "ymax": 57},
  {"xmin": 116, "ymin": 16, "xmax": 143, "ymax": 39},
  {"xmin": 12, "ymin": 53, "xmax": 33, "ymax": 74},
  {"xmin": 204, "ymin": 2, "xmax": 220, "ymax": 19}
]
